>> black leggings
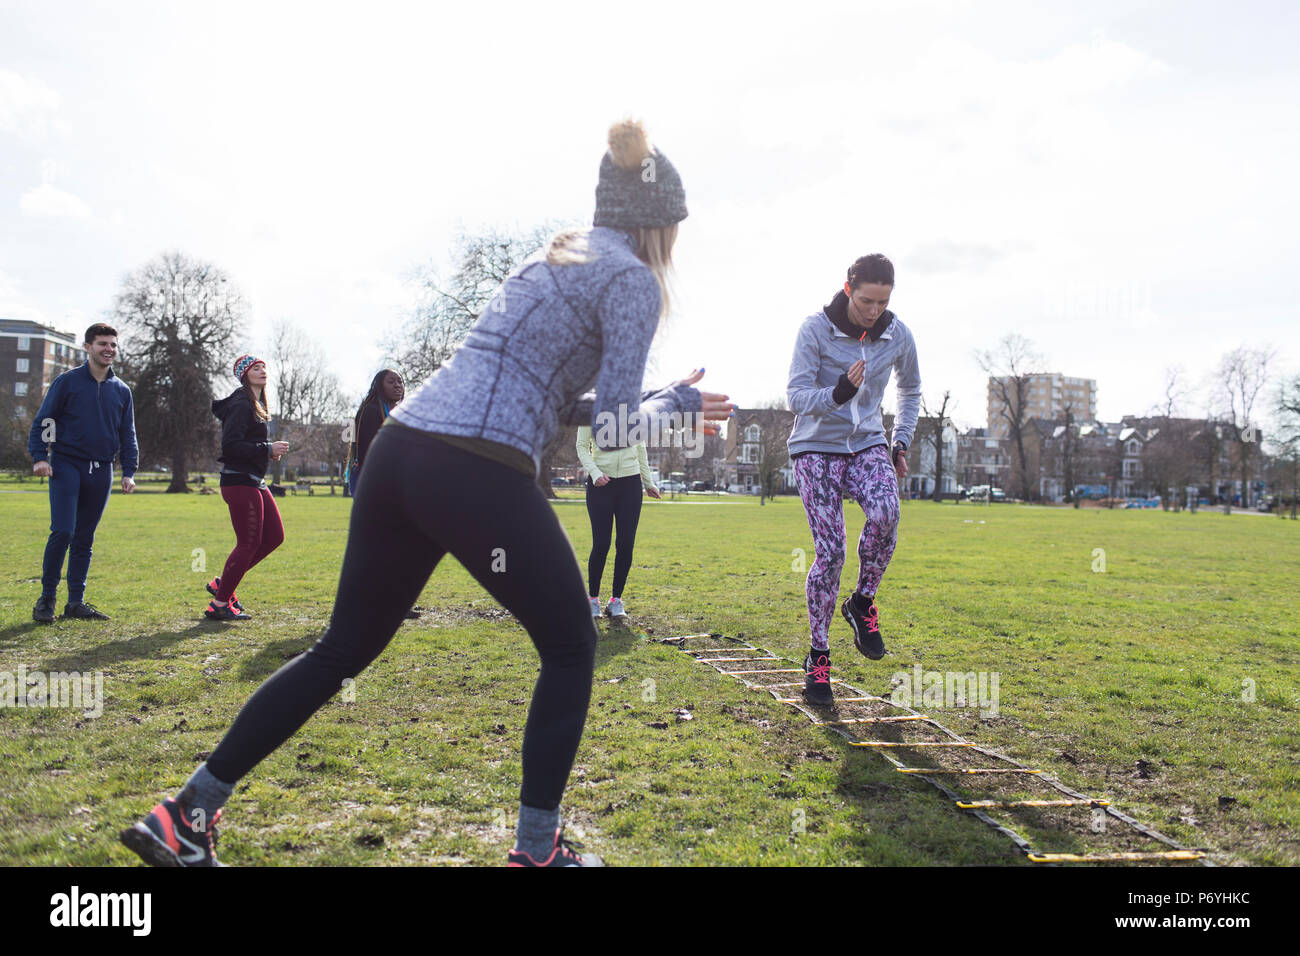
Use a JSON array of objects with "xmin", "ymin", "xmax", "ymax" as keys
[
  {"xmin": 206, "ymin": 423, "xmax": 597, "ymax": 811},
  {"xmin": 585, "ymin": 475, "xmax": 643, "ymax": 598}
]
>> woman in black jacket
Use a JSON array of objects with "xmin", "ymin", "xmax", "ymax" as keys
[
  {"xmin": 204, "ymin": 355, "xmax": 289, "ymax": 621},
  {"xmin": 346, "ymin": 369, "xmax": 404, "ymax": 496}
]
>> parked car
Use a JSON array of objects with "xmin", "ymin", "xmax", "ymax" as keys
[
  {"xmin": 691, "ymin": 481, "xmax": 714, "ymax": 492},
  {"xmin": 990, "ymin": 487, "xmax": 1007, "ymax": 502},
  {"xmin": 660, "ymin": 480, "xmax": 688, "ymax": 493}
]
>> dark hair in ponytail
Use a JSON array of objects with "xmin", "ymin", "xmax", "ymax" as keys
[{"xmin": 847, "ymin": 253, "xmax": 894, "ymax": 289}]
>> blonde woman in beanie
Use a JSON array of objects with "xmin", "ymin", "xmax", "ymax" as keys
[{"xmin": 123, "ymin": 119, "xmax": 734, "ymax": 868}]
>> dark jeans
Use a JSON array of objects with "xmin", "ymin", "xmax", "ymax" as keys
[
  {"xmin": 585, "ymin": 474, "xmax": 643, "ymax": 598},
  {"xmin": 41, "ymin": 452, "xmax": 113, "ymax": 603},
  {"xmin": 206, "ymin": 423, "xmax": 597, "ymax": 811}
]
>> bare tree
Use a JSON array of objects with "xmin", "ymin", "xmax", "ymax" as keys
[
  {"xmin": 0, "ymin": 387, "xmax": 43, "ymax": 473},
  {"xmin": 267, "ymin": 319, "xmax": 350, "ymax": 486},
  {"xmin": 386, "ymin": 221, "xmax": 573, "ymax": 496},
  {"xmin": 755, "ymin": 400, "xmax": 793, "ymax": 505},
  {"xmin": 919, "ymin": 390, "xmax": 953, "ymax": 501},
  {"xmin": 975, "ymin": 334, "xmax": 1042, "ymax": 500},
  {"xmin": 386, "ymin": 223, "xmax": 565, "ymax": 387},
  {"xmin": 113, "ymin": 251, "xmax": 247, "ymax": 492},
  {"xmin": 1212, "ymin": 346, "xmax": 1275, "ymax": 511},
  {"xmin": 1275, "ymin": 372, "xmax": 1300, "ymax": 519}
]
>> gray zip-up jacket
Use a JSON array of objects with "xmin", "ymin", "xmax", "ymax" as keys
[
  {"xmin": 786, "ymin": 292, "xmax": 922, "ymax": 456},
  {"xmin": 391, "ymin": 227, "xmax": 701, "ymax": 476}
]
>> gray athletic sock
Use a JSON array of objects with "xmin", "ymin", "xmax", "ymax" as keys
[
  {"xmin": 515, "ymin": 804, "xmax": 561, "ymax": 861},
  {"xmin": 177, "ymin": 763, "xmax": 236, "ymax": 819}
]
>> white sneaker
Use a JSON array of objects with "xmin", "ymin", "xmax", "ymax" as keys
[
  {"xmin": 607, "ymin": 597, "xmax": 627, "ymax": 618},
  {"xmin": 589, "ymin": 597, "xmax": 602, "ymax": 618}
]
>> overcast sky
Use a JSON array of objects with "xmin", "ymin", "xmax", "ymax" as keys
[{"xmin": 3, "ymin": 0, "xmax": 1296, "ymax": 433}]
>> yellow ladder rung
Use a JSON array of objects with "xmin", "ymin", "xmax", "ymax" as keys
[
  {"xmin": 723, "ymin": 668, "xmax": 804, "ymax": 675},
  {"xmin": 671, "ymin": 634, "xmax": 715, "ymax": 641},
  {"xmin": 957, "ymin": 798, "xmax": 1109, "ymax": 809},
  {"xmin": 813, "ymin": 716, "xmax": 926, "ymax": 726},
  {"xmin": 768, "ymin": 680, "xmax": 848, "ymax": 690},
  {"xmin": 690, "ymin": 647, "xmax": 760, "ymax": 654},
  {"xmin": 1028, "ymin": 850, "xmax": 1206, "ymax": 863},
  {"xmin": 851, "ymin": 741, "xmax": 975, "ymax": 748},
  {"xmin": 703, "ymin": 657, "xmax": 781, "ymax": 663},
  {"xmin": 896, "ymin": 768, "xmax": 1043, "ymax": 775}
]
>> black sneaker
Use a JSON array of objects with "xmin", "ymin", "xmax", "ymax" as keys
[
  {"xmin": 803, "ymin": 650, "xmax": 833, "ymax": 705},
  {"xmin": 207, "ymin": 578, "xmax": 248, "ymax": 614},
  {"xmin": 507, "ymin": 828, "xmax": 603, "ymax": 867},
  {"xmin": 204, "ymin": 600, "xmax": 250, "ymax": 621},
  {"xmin": 33, "ymin": 594, "xmax": 56, "ymax": 623},
  {"xmin": 62, "ymin": 601, "xmax": 109, "ymax": 620},
  {"xmin": 120, "ymin": 798, "xmax": 224, "ymax": 867},
  {"xmin": 842, "ymin": 593, "xmax": 885, "ymax": 659}
]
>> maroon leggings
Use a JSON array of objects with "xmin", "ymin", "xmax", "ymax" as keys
[{"xmin": 217, "ymin": 485, "xmax": 285, "ymax": 601}]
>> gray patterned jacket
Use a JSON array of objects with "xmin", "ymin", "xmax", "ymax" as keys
[{"xmin": 391, "ymin": 227, "xmax": 701, "ymax": 477}]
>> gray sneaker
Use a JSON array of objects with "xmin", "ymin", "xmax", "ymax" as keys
[
  {"xmin": 589, "ymin": 597, "xmax": 602, "ymax": 618},
  {"xmin": 607, "ymin": 597, "xmax": 627, "ymax": 618}
]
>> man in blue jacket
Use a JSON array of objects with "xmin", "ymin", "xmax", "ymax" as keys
[{"xmin": 28, "ymin": 322, "xmax": 138, "ymax": 622}]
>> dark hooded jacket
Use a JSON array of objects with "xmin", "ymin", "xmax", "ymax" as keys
[{"xmin": 213, "ymin": 388, "xmax": 271, "ymax": 489}]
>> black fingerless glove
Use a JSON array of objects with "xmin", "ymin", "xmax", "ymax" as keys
[
  {"xmin": 892, "ymin": 442, "xmax": 907, "ymax": 468},
  {"xmin": 832, "ymin": 373, "xmax": 859, "ymax": 405}
]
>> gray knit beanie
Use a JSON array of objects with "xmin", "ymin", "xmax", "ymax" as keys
[{"xmin": 593, "ymin": 120, "xmax": 688, "ymax": 229}]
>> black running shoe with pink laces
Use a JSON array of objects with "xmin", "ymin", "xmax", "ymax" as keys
[
  {"xmin": 206, "ymin": 578, "xmax": 249, "ymax": 615},
  {"xmin": 507, "ymin": 828, "xmax": 603, "ymax": 867},
  {"xmin": 803, "ymin": 650, "xmax": 833, "ymax": 705},
  {"xmin": 842, "ymin": 592, "xmax": 885, "ymax": 659},
  {"xmin": 120, "ymin": 798, "xmax": 224, "ymax": 867},
  {"xmin": 204, "ymin": 600, "xmax": 250, "ymax": 621}
]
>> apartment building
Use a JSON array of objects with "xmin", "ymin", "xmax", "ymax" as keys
[
  {"xmin": 0, "ymin": 319, "xmax": 81, "ymax": 401},
  {"xmin": 955, "ymin": 427, "xmax": 1011, "ymax": 490},
  {"xmin": 987, "ymin": 373, "xmax": 1097, "ymax": 439}
]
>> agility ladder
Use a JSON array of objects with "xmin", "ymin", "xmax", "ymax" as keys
[{"xmin": 658, "ymin": 632, "xmax": 1210, "ymax": 866}]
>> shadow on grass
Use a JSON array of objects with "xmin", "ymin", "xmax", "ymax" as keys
[
  {"xmin": 0, "ymin": 621, "xmax": 55, "ymax": 648},
  {"xmin": 32, "ymin": 622, "xmax": 215, "ymax": 672},
  {"xmin": 237, "ymin": 635, "xmax": 320, "ymax": 682}
]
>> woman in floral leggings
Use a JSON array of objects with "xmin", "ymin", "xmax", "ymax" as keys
[{"xmin": 785, "ymin": 254, "xmax": 922, "ymax": 703}]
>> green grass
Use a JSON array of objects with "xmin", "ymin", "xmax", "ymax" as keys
[{"xmin": 1, "ymin": 489, "xmax": 1297, "ymax": 865}]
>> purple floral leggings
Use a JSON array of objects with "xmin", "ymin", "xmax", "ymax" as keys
[{"xmin": 793, "ymin": 445, "xmax": 900, "ymax": 650}]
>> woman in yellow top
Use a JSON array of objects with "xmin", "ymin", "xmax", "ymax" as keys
[{"xmin": 576, "ymin": 424, "xmax": 662, "ymax": 619}]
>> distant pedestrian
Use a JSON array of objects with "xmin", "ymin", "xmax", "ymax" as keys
[
  {"xmin": 786, "ymin": 254, "xmax": 921, "ymax": 704},
  {"xmin": 576, "ymin": 406, "xmax": 670, "ymax": 620},
  {"xmin": 204, "ymin": 355, "xmax": 289, "ymax": 621},
  {"xmin": 28, "ymin": 323, "xmax": 138, "ymax": 623},
  {"xmin": 345, "ymin": 369, "xmax": 404, "ymax": 496}
]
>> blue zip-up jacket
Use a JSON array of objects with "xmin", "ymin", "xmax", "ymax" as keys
[
  {"xmin": 786, "ymin": 291, "xmax": 922, "ymax": 456},
  {"xmin": 28, "ymin": 362, "xmax": 139, "ymax": 477}
]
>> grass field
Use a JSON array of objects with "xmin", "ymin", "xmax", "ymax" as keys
[{"xmin": 1, "ymin": 485, "xmax": 1297, "ymax": 866}]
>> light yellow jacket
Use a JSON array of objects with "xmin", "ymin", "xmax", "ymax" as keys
[{"xmin": 575, "ymin": 426, "xmax": 657, "ymax": 491}]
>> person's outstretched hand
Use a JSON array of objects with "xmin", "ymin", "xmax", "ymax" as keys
[{"xmin": 672, "ymin": 367, "xmax": 736, "ymax": 430}]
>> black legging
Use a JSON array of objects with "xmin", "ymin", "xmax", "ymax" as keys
[
  {"xmin": 206, "ymin": 423, "xmax": 597, "ymax": 811},
  {"xmin": 585, "ymin": 474, "xmax": 643, "ymax": 598}
]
